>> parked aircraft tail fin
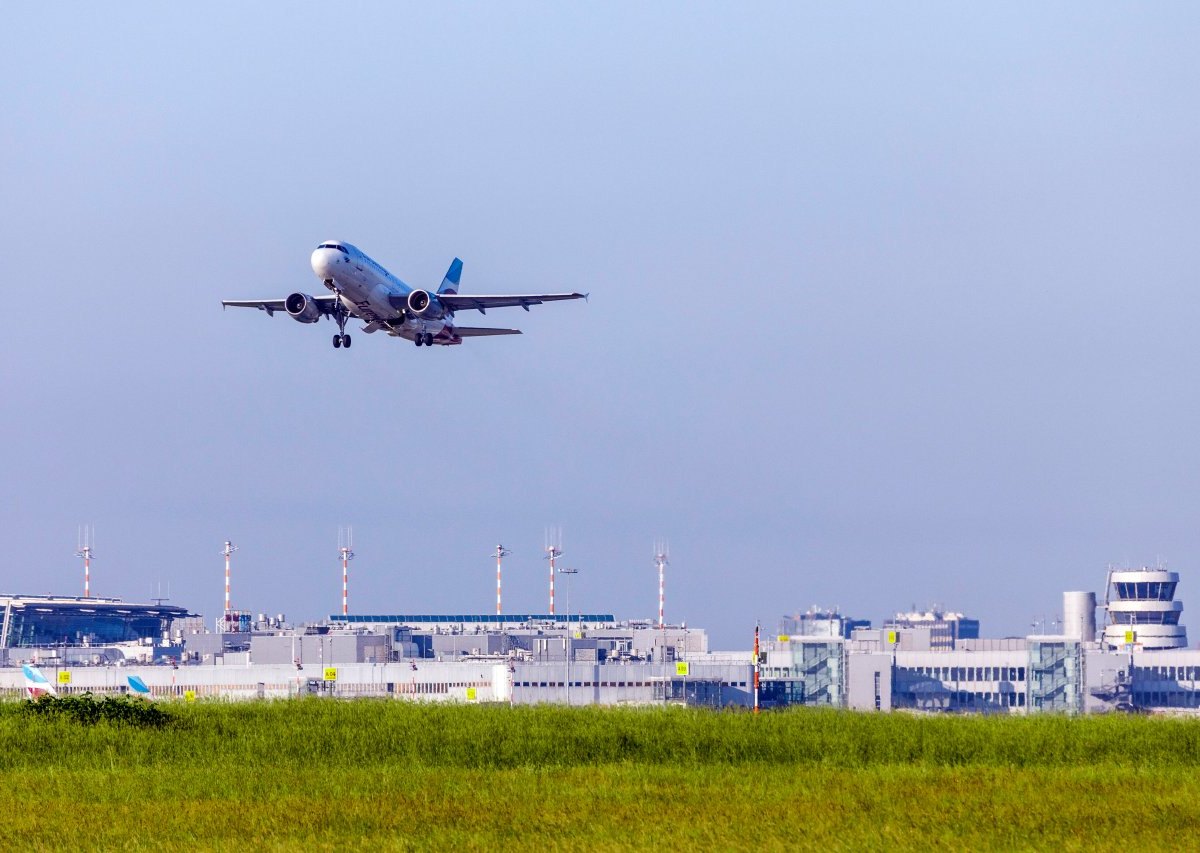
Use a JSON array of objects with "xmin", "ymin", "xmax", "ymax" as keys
[
  {"xmin": 438, "ymin": 258, "xmax": 463, "ymax": 295},
  {"xmin": 127, "ymin": 675, "xmax": 152, "ymax": 699},
  {"xmin": 23, "ymin": 664, "xmax": 56, "ymax": 699}
]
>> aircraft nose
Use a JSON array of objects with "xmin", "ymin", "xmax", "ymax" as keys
[{"xmin": 311, "ymin": 248, "xmax": 333, "ymax": 278}]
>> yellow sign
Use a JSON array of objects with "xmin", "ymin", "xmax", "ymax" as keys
[
  {"xmin": 1125, "ymin": 630, "xmax": 1136, "ymax": 645},
  {"xmin": 323, "ymin": 667, "xmax": 338, "ymax": 682},
  {"xmin": 184, "ymin": 690, "xmax": 196, "ymax": 702},
  {"xmin": 466, "ymin": 687, "xmax": 477, "ymax": 701},
  {"xmin": 675, "ymin": 661, "xmax": 690, "ymax": 676},
  {"xmin": 887, "ymin": 630, "xmax": 898, "ymax": 645},
  {"xmin": 778, "ymin": 635, "xmax": 791, "ymax": 643},
  {"xmin": 57, "ymin": 670, "xmax": 71, "ymax": 685}
]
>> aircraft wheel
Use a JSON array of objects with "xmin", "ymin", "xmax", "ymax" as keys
[
  {"xmin": 424, "ymin": 333, "xmax": 434, "ymax": 346},
  {"xmin": 333, "ymin": 335, "xmax": 342, "ymax": 348},
  {"xmin": 342, "ymin": 334, "xmax": 351, "ymax": 348},
  {"xmin": 414, "ymin": 335, "xmax": 423, "ymax": 347}
]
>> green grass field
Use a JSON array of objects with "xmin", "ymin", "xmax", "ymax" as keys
[{"xmin": 2, "ymin": 700, "xmax": 1198, "ymax": 850}]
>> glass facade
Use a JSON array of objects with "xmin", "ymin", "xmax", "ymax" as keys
[
  {"xmin": 1108, "ymin": 611, "xmax": 1181, "ymax": 625},
  {"xmin": 1113, "ymin": 581, "xmax": 1177, "ymax": 601},
  {"xmin": 0, "ymin": 599, "xmax": 191, "ymax": 648},
  {"xmin": 764, "ymin": 640, "xmax": 844, "ymax": 707}
]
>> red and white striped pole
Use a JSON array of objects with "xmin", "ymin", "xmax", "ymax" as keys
[
  {"xmin": 222, "ymin": 540, "xmax": 237, "ymax": 624},
  {"xmin": 494, "ymin": 545, "xmax": 509, "ymax": 616},
  {"xmin": 341, "ymin": 548, "xmax": 349, "ymax": 616},
  {"xmin": 753, "ymin": 622, "xmax": 761, "ymax": 715},
  {"xmin": 546, "ymin": 545, "xmax": 561, "ymax": 615},
  {"xmin": 655, "ymin": 546, "xmax": 668, "ymax": 628},
  {"xmin": 76, "ymin": 526, "xmax": 95, "ymax": 598},
  {"xmin": 338, "ymin": 526, "xmax": 354, "ymax": 618}
]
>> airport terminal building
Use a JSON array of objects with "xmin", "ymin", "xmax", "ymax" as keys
[
  {"xmin": 2, "ymin": 566, "xmax": 1199, "ymax": 714},
  {"xmin": 0, "ymin": 595, "xmax": 192, "ymax": 660}
]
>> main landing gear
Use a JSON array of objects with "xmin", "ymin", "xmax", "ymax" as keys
[
  {"xmin": 332, "ymin": 333, "xmax": 351, "ymax": 348},
  {"xmin": 413, "ymin": 332, "xmax": 434, "ymax": 347}
]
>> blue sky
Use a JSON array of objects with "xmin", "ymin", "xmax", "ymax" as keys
[{"xmin": 2, "ymin": 5, "xmax": 1199, "ymax": 645}]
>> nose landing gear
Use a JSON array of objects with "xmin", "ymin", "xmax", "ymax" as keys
[{"xmin": 331, "ymin": 303, "xmax": 351, "ymax": 349}]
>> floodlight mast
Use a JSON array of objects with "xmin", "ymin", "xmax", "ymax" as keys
[
  {"xmin": 559, "ymin": 566, "xmax": 579, "ymax": 706},
  {"xmin": 654, "ymin": 540, "xmax": 670, "ymax": 628},
  {"xmin": 493, "ymin": 545, "xmax": 510, "ymax": 617},
  {"xmin": 339, "ymin": 526, "xmax": 355, "ymax": 618},
  {"xmin": 76, "ymin": 525, "xmax": 96, "ymax": 598},
  {"xmin": 545, "ymin": 527, "xmax": 563, "ymax": 615},
  {"xmin": 221, "ymin": 540, "xmax": 238, "ymax": 624}
]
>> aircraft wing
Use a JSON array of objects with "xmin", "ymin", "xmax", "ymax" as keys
[
  {"xmin": 455, "ymin": 326, "xmax": 522, "ymax": 337},
  {"xmin": 221, "ymin": 295, "xmax": 340, "ymax": 316},
  {"xmin": 437, "ymin": 292, "xmax": 587, "ymax": 315}
]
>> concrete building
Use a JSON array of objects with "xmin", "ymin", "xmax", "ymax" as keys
[
  {"xmin": 882, "ymin": 609, "xmax": 980, "ymax": 650},
  {"xmin": 780, "ymin": 607, "xmax": 870, "ymax": 639}
]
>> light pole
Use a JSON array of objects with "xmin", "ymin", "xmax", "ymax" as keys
[
  {"xmin": 493, "ymin": 544, "xmax": 510, "ymax": 621},
  {"xmin": 559, "ymin": 566, "xmax": 578, "ymax": 706}
]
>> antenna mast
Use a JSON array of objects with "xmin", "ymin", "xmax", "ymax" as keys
[
  {"xmin": 339, "ymin": 526, "xmax": 355, "ymax": 618},
  {"xmin": 545, "ymin": 527, "xmax": 563, "ymax": 616},
  {"xmin": 654, "ymin": 540, "xmax": 670, "ymax": 628},
  {"xmin": 493, "ymin": 544, "xmax": 510, "ymax": 616},
  {"xmin": 76, "ymin": 525, "xmax": 96, "ymax": 598},
  {"xmin": 221, "ymin": 540, "xmax": 238, "ymax": 627}
]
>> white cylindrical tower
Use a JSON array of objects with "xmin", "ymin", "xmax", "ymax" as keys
[
  {"xmin": 1103, "ymin": 567, "xmax": 1186, "ymax": 650},
  {"xmin": 1062, "ymin": 591, "xmax": 1096, "ymax": 641}
]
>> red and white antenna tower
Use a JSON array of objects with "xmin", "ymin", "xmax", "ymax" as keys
[
  {"xmin": 338, "ymin": 526, "xmax": 355, "ymax": 617},
  {"xmin": 493, "ymin": 544, "xmax": 510, "ymax": 616},
  {"xmin": 221, "ymin": 540, "xmax": 238, "ymax": 621},
  {"xmin": 654, "ymin": 540, "xmax": 670, "ymax": 628},
  {"xmin": 76, "ymin": 525, "xmax": 95, "ymax": 598},
  {"xmin": 545, "ymin": 527, "xmax": 563, "ymax": 615}
]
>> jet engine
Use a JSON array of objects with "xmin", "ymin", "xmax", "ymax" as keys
[
  {"xmin": 285, "ymin": 292, "xmax": 322, "ymax": 324},
  {"xmin": 407, "ymin": 289, "xmax": 446, "ymax": 320}
]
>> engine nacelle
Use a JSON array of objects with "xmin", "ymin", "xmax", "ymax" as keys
[
  {"xmin": 407, "ymin": 289, "xmax": 446, "ymax": 320},
  {"xmin": 285, "ymin": 292, "xmax": 322, "ymax": 324}
]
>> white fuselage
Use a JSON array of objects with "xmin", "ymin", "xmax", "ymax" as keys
[{"xmin": 310, "ymin": 241, "xmax": 452, "ymax": 342}]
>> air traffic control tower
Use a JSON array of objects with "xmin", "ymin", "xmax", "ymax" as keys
[{"xmin": 1102, "ymin": 567, "xmax": 1187, "ymax": 650}]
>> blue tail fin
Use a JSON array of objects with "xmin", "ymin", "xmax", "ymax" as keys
[{"xmin": 438, "ymin": 258, "xmax": 463, "ymax": 295}]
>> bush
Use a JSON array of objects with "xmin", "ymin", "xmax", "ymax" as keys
[{"xmin": 21, "ymin": 693, "xmax": 173, "ymax": 728}]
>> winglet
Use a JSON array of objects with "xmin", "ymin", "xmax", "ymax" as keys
[{"xmin": 438, "ymin": 258, "xmax": 464, "ymax": 295}]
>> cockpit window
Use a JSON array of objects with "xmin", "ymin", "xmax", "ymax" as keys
[{"xmin": 318, "ymin": 243, "xmax": 349, "ymax": 255}]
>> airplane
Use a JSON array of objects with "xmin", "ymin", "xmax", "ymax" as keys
[
  {"xmin": 22, "ymin": 664, "xmax": 56, "ymax": 699},
  {"xmin": 222, "ymin": 241, "xmax": 587, "ymax": 349}
]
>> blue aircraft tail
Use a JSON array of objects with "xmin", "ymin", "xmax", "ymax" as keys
[
  {"xmin": 127, "ymin": 675, "xmax": 152, "ymax": 699},
  {"xmin": 438, "ymin": 258, "xmax": 463, "ymax": 295}
]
